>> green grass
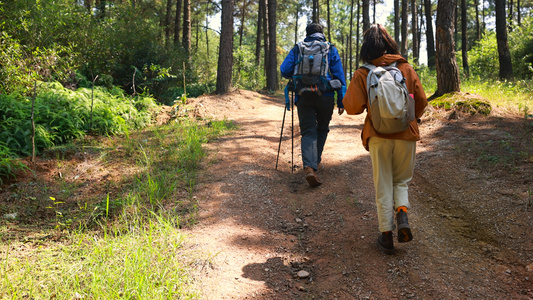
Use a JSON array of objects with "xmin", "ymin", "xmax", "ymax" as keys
[
  {"xmin": 2, "ymin": 213, "xmax": 198, "ymax": 299},
  {"xmin": 418, "ymin": 67, "xmax": 533, "ymax": 115},
  {"xmin": 461, "ymin": 77, "xmax": 533, "ymax": 113},
  {"xmin": 0, "ymin": 118, "xmax": 236, "ymax": 299}
]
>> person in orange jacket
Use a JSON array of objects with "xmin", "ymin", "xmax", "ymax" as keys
[{"xmin": 343, "ymin": 24, "xmax": 428, "ymax": 254}]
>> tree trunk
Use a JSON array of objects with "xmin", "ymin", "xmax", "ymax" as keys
[
  {"xmin": 239, "ymin": 0, "xmax": 247, "ymax": 46},
  {"xmin": 362, "ymin": 0, "xmax": 370, "ymax": 31},
  {"xmin": 424, "ymin": 0, "xmax": 436, "ymax": 68},
  {"xmin": 294, "ymin": 3, "xmax": 299, "ymax": 44},
  {"xmin": 356, "ymin": 0, "xmax": 361, "ymax": 69},
  {"xmin": 495, "ymin": 0, "xmax": 514, "ymax": 80},
  {"xmin": 517, "ymin": 0, "xmax": 521, "ymax": 26},
  {"xmin": 401, "ymin": 0, "xmax": 408, "ymax": 57},
  {"xmin": 174, "ymin": 0, "xmax": 182, "ymax": 46},
  {"xmin": 394, "ymin": 0, "xmax": 400, "ymax": 46},
  {"xmin": 182, "ymin": 0, "xmax": 191, "ymax": 53},
  {"xmin": 327, "ymin": 0, "xmax": 331, "ymax": 41},
  {"xmin": 216, "ymin": 0, "xmax": 234, "ymax": 94},
  {"xmin": 508, "ymin": 0, "xmax": 513, "ymax": 31},
  {"xmin": 165, "ymin": 0, "xmax": 172, "ymax": 47},
  {"xmin": 205, "ymin": 15, "xmax": 209, "ymax": 62},
  {"xmin": 313, "ymin": 0, "xmax": 319, "ymax": 23},
  {"xmin": 475, "ymin": 0, "xmax": 481, "ymax": 40},
  {"xmin": 435, "ymin": 0, "xmax": 461, "ymax": 96},
  {"xmin": 411, "ymin": 0, "xmax": 419, "ymax": 64},
  {"xmin": 255, "ymin": 0, "xmax": 264, "ymax": 65},
  {"xmin": 263, "ymin": 0, "xmax": 269, "ymax": 76},
  {"xmin": 349, "ymin": 0, "xmax": 354, "ymax": 76},
  {"xmin": 454, "ymin": 2, "xmax": 458, "ymax": 50},
  {"xmin": 461, "ymin": 0, "xmax": 469, "ymax": 77},
  {"xmin": 266, "ymin": 0, "xmax": 278, "ymax": 91},
  {"xmin": 482, "ymin": 0, "xmax": 486, "ymax": 34},
  {"xmin": 373, "ymin": 0, "xmax": 376, "ymax": 24}
]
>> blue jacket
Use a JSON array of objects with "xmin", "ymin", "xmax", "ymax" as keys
[{"xmin": 280, "ymin": 33, "xmax": 346, "ymax": 108}]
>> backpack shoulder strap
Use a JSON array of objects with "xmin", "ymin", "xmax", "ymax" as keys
[{"xmin": 361, "ymin": 62, "xmax": 376, "ymax": 71}]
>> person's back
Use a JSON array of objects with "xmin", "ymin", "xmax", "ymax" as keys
[
  {"xmin": 343, "ymin": 24, "xmax": 427, "ymax": 254},
  {"xmin": 280, "ymin": 23, "xmax": 346, "ymax": 187}
]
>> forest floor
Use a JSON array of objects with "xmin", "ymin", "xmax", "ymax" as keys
[{"xmin": 2, "ymin": 89, "xmax": 533, "ymax": 299}]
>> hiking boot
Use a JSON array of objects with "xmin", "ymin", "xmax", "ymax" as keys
[
  {"xmin": 377, "ymin": 231, "xmax": 395, "ymax": 254},
  {"xmin": 304, "ymin": 166, "xmax": 322, "ymax": 187},
  {"xmin": 396, "ymin": 210, "xmax": 413, "ymax": 243},
  {"xmin": 317, "ymin": 162, "xmax": 325, "ymax": 172}
]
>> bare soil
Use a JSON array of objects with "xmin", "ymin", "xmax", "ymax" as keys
[{"xmin": 2, "ymin": 89, "xmax": 533, "ymax": 299}]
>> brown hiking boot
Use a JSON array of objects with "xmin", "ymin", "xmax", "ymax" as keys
[
  {"xmin": 304, "ymin": 166, "xmax": 322, "ymax": 187},
  {"xmin": 377, "ymin": 231, "xmax": 395, "ymax": 254},
  {"xmin": 397, "ymin": 210, "xmax": 413, "ymax": 243}
]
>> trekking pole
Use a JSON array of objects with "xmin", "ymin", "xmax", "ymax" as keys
[
  {"xmin": 291, "ymin": 89, "xmax": 294, "ymax": 174},
  {"xmin": 275, "ymin": 104, "xmax": 287, "ymax": 170}
]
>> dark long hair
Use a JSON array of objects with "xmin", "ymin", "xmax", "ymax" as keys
[{"xmin": 359, "ymin": 24, "xmax": 399, "ymax": 63}]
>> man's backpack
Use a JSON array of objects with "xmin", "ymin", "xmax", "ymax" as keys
[
  {"xmin": 292, "ymin": 41, "xmax": 331, "ymax": 96},
  {"xmin": 362, "ymin": 62, "xmax": 415, "ymax": 134}
]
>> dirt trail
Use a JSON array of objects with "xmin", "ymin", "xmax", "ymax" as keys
[{"xmin": 185, "ymin": 90, "xmax": 533, "ymax": 299}]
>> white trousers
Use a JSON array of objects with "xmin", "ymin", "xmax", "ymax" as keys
[{"xmin": 369, "ymin": 137, "xmax": 416, "ymax": 232}]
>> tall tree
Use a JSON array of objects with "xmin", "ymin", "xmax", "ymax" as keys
[
  {"xmin": 327, "ymin": 0, "xmax": 331, "ymax": 41},
  {"xmin": 165, "ymin": 0, "xmax": 173, "ymax": 46},
  {"xmin": 435, "ymin": 0, "xmax": 461, "ymax": 96},
  {"xmin": 475, "ymin": 0, "xmax": 481, "ymax": 40},
  {"xmin": 312, "ymin": 0, "xmax": 319, "ymax": 22},
  {"xmin": 294, "ymin": 3, "xmax": 299, "ymax": 44},
  {"xmin": 461, "ymin": 0, "xmax": 469, "ymax": 77},
  {"xmin": 263, "ymin": 0, "xmax": 269, "ymax": 76},
  {"xmin": 495, "ymin": 0, "xmax": 514, "ymax": 80},
  {"xmin": 394, "ymin": 0, "xmax": 400, "ymax": 46},
  {"xmin": 424, "ymin": 0, "xmax": 436, "ymax": 68},
  {"xmin": 255, "ymin": 0, "xmax": 264, "ymax": 65},
  {"xmin": 238, "ymin": 0, "xmax": 248, "ymax": 46},
  {"xmin": 401, "ymin": 0, "xmax": 408, "ymax": 57},
  {"xmin": 266, "ymin": 0, "xmax": 278, "ymax": 91},
  {"xmin": 508, "ymin": 0, "xmax": 514, "ymax": 31},
  {"xmin": 349, "ymin": 0, "xmax": 354, "ymax": 76},
  {"xmin": 174, "ymin": 0, "xmax": 182, "ymax": 46},
  {"xmin": 356, "ymin": 0, "xmax": 361, "ymax": 69},
  {"xmin": 363, "ymin": 0, "xmax": 370, "ymax": 31},
  {"xmin": 373, "ymin": 0, "xmax": 376, "ymax": 23},
  {"xmin": 411, "ymin": 0, "xmax": 419, "ymax": 64},
  {"xmin": 216, "ymin": 0, "xmax": 234, "ymax": 94},
  {"xmin": 517, "ymin": 0, "xmax": 521, "ymax": 26},
  {"xmin": 182, "ymin": 0, "xmax": 191, "ymax": 53}
]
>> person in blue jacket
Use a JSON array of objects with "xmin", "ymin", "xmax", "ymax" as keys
[{"xmin": 280, "ymin": 23, "xmax": 346, "ymax": 187}]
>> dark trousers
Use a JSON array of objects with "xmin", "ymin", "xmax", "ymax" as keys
[{"xmin": 296, "ymin": 94, "xmax": 335, "ymax": 170}]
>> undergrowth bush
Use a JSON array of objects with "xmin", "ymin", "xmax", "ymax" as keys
[
  {"xmin": 162, "ymin": 82, "xmax": 216, "ymax": 105},
  {"xmin": 0, "ymin": 142, "xmax": 27, "ymax": 183},
  {"xmin": 0, "ymin": 82, "xmax": 159, "ymax": 158}
]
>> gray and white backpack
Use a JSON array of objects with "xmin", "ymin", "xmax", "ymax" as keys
[
  {"xmin": 362, "ymin": 62, "xmax": 415, "ymax": 134},
  {"xmin": 292, "ymin": 41, "xmax": 331, "ymax": 96}
]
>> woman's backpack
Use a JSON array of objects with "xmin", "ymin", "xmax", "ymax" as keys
[{"xmin": 362, "ymin": 62, "xmax": 415, "ymax": 134}]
